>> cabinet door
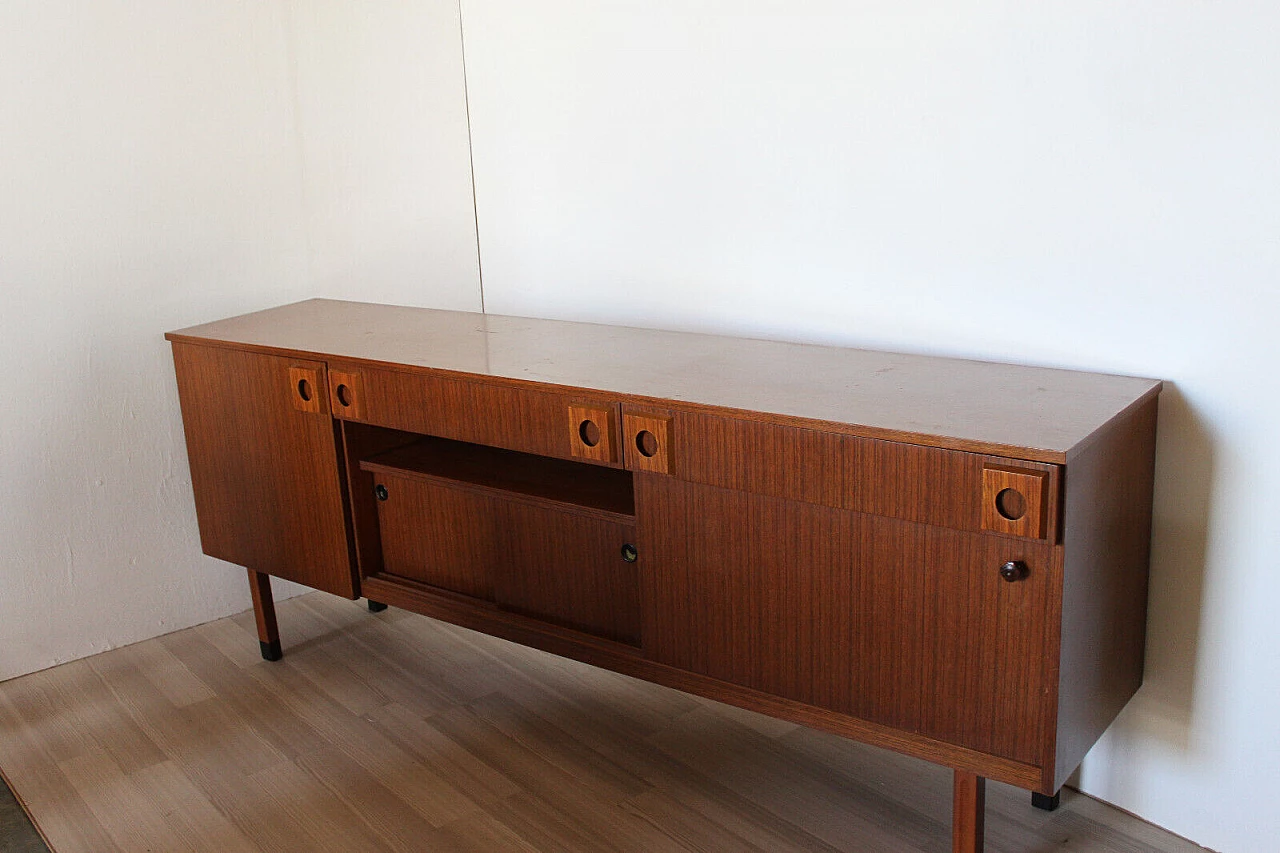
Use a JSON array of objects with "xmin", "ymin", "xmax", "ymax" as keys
[
  {"xmin": 171, "ymin": 343, "xmax": 356, "ymax": 597},
  {"xmin": 637, "ymin": 475, "xmax": 926, "ymax": 732},
  {"xmin": 918, "ymin": 528, "xmax": 1054, "ymax": 765},
  {"xmin": 371, "ymin": 470, "xmax": 640, "ymax": 645},
  {"xmin": 493, "ymin": 500, "xmax": 640, "ymax": 646},
  {"xmin": 372, "ymin": 472, "xmax": 500, "ymax": 600},
  {"xmin": 638, "ymin": 475, "xmax": 1052, "ymax": 764}
]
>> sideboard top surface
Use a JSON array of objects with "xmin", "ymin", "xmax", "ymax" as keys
[{"xmin": 166, "ymin": 299, "xmax": 1161, "ymax": 462}]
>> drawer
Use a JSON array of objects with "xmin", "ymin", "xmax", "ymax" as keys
[
  {"xmin": 623, "ymin": 406, "xmax": 1060, "ymax": 539},
  {"xmin": 327, "ymin": 363, "xmax": 623, "ymax": 466}
]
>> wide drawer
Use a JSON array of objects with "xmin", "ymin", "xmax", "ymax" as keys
[
  {"xmin": 622, "ymin": 406, "xmax": 1061, "ymax": 540},
  {"xmin": 327, "ymin": 362, "xmax": 624, "ymax": 467}
]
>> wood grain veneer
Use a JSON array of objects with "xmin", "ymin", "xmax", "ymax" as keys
[
  {"xmin": 657, "ymin": 408, "xmax": 1063, "ymax": 539},
  {"xmin": 324, "ymin": 361, "xmax": 624, "ymax": 468},
  {"xmin": 638, "ymin": 475, "xmax": 1055, "ymax": 766},
  {"xmin": 169, "ymin": 343, "xmax": 356, "ymax": 598},
  {"xmin": 356, "ymin": 573, "xmax": 1045, "ymax": 790},
  {"xmin": 370, "ymin": 474, "xmax": 499, "ymax": 601},
  {"xmin": 166, "ymin": 299, "xmax": 1161, "ymax": 463},
  {"xmin": 1051, "ymin": 394, "xmax": 1160, "ymax": 791}
]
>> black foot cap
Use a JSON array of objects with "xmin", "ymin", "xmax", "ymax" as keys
[
  {"xmin": 367, "ymin": 600, "xmax": 388, "ymax": 613},
  {"xmin": 1032, "ymin": 791, "xmax": 1061, "ymax": 811},
  {"xmin": 260, "ymin": 640, "xmax": 283, "ymax": 662}
]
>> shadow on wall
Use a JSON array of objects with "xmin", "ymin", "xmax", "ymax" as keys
[
  {"xmin": 1139, "ymin": 384, "xmax": 1214, "ymax": 749},
  {"xmin": 1073, "ymin": 381, "xmax": 1214, "ymax": 800}
]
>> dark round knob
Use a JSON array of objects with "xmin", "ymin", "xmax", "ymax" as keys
[
  {"xmin": 374, "ymin": 484, "xmax": 389, "ymax": 501},
  {"xmin": 620, "ymin": 543, "xmax": 638, "ymax": 563},
  {"xmin": 999, "ymin": 560, "xmax": 1028, "ymax": 582}
]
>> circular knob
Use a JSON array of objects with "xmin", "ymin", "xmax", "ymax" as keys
[
  {"xmin": 999, "ymin": 560, "xmax": 1029, "ymax": 582},
  {"xmin": 620, "ymin": 543, "xmax": 638, "ymax": 563},
  {"xmin": 374, "ymin": 484, "xmax": 389, "ymax": 501}
]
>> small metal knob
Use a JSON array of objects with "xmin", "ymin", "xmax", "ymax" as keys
[
  {"xmin": 621, "ymin": 543, "xmax": 638, "ymax": 563},
  {"xmin": 999, "ymin": 560, "xmax": 1028, "ymax": 582},
  {"xmin": 374, "ymin": 484, "xmax": 389, "ymax": 501}
]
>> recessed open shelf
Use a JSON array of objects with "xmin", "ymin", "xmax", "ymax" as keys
[{"xmin": 359, "ymin": 434, "xmax": 635, "ymax": 522}]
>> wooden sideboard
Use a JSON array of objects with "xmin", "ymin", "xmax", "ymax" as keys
[{"xmin": 166, "ymin": 299, "xmax": 1161, "ymax": 853}]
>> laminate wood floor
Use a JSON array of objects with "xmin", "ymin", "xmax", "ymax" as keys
[{"xmin": 0, "ymin": 593, "xmax": 1206, "ymax": 853}]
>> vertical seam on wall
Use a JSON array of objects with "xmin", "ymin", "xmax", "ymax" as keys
[
  {"xmin": 457, "ymin": 0, "xmax": 485, "ymax": 314},
  {"xmin": 281, "ymin": 1, "xmax": 316, "ymax": 294}
]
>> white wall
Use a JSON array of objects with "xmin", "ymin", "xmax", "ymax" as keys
[
  {"xmin": 0, "ymin": 1, "xmax": 478, "ymax": 681},
  {"xmin": 460, "ymin": 2, "xmax": 1279, "ymax": 850}
]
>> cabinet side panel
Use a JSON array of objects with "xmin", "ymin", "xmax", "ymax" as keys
[
  {"xmin": 1053, "ymin": 397, "xmax": 1159, "ymax": 789},
  {"xmin": 170, "ymin": 342, "xmax": 356, "ymax": 597}
]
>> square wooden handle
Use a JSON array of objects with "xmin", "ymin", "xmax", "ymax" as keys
[
  {"xmin": 567, "ymin": 404, "xmax": 618, "ymax": 464},
  {"xmin": 623, "ymin": 413, "xmax": 672, "ymax": 475},
  {"xmin": 981, "ymin": 465, "xmax": 1049, "ymax": 539}
]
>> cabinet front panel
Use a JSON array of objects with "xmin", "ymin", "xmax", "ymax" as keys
[
  {"xmin": 659, "ymin": 411, "xmax": 1060, "ymax": 540},
  {"xmin": 638, "ymin": 475, "xmax": 1052, "ymax": 764},
  {"xmin": 327, "ymin": 363, "xmax": 622, "ymax": 467},
  {"xmin": 637, "ymin": 475, "xmax": 925, "ymax": 731},
  {"xmin": 918, "ymin": 531, "xmax": 1054, "ymax": 765},
  {"xmin": 170, "ymin": 343, "xmax": 355, "ymax": 597},
  {"xmin": 371, "ymin": 473, "xmax": 640, "ymax": 645},
  {"xmin": 373, "ymin": 473, "xmax": 499, "ymax": 600}
]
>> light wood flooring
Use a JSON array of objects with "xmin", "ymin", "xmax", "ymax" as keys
[{"xmin": 0, "ymin": 593, "xmax": 1206, "ymax": 853}]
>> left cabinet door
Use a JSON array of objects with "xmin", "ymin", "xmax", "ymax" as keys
[{"xmin": 170, "ymin": 342, "xmax": 356, "ymax": 597}]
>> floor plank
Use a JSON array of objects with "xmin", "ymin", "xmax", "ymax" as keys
[{"xmin": 0, "ymin": 593, "xmax": 1209, "ymax": 853}]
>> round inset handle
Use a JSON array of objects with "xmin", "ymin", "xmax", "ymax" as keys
[
  {"xmin": 999, "ymin": 560, "xmax": 1029, "ymax": 582},
  {"xmin": 296, "ymin": 378, "xmax": 313, "ymax": 402},
  {"xmin": 635, "ymin": 429, "xmax": 659, "ymax": 458},
  {"xmin": 995, "ymin": 487, "xmax": 1027, "ymax": 521},
  {"xmin": 335, "ymin": 383, "xmax": 353, "ymax": 408},
  {"xmin": 620, "ymin": 543, "xmax": 638, "ymax": 563},
  {"xmin": 374, "ymin": 484, "xmax": 389, "ymax": 501},
  {"xmin": 578, "ymin": 419, "xmax": 601, "ymax": 448}
]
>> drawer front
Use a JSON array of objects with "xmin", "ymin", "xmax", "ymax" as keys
[
  {"xmin": 328, "ymin": 363, "xmax": 622, "ymax": 466},
  {"xmin": 625, "ymin": 407, "xmax": 1059, "ymax": 539},
  {"xmin": 638, "ymin": 474, "xmax": 1055, "ymax": 765}
]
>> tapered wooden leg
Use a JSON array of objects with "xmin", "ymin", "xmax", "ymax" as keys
[
  {"xmin": 952, "ymin": 770, "xmax": 986, "ymax": 853},
  {"xmin": 247, "ymin": 570, "xmax": 282, "ymax": 661}
]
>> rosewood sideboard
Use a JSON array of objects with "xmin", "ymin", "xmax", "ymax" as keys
[{"xmin": 166, "ymin": 299, "xmax": 1161, "ymax": 853}]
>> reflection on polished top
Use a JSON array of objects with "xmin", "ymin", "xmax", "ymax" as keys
[{"xmin": 167, "ymin": 298, "xmax": 1161, "ymax": 462}]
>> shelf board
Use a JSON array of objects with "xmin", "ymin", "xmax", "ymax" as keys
[{"xmin": 360, "ymin": 436, "xmax": 635, "ymax": 523}]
